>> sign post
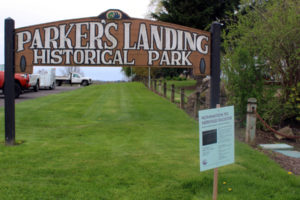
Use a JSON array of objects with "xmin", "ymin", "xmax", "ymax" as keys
[
  {"xmin": 210, "ymin": 22, "xmax": 221, "ymax": 200},
  {"xmin": 4, "ymin": 18, "xmax": 15, "ymax": 145},
  {"xmin": 210, "ymin": 22, "xmax": 221, "ymax": 109}
]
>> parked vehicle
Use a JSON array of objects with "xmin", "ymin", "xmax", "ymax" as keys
[
  {"xmin": 0, "ymin": 71, "xmax": 30, "ymax": 98},
  {"xmin": 29, "ymin": 74, "xmax": 40, "ymax": 92},
  {"xmin": 34, "ymin": 68, "xmax": 56, "ymax": 89},
  {"xmin": 56, "ymin": 72, "xmax": 92, "ymax": 86}
]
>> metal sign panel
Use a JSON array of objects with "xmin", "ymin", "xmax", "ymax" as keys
[
  {"xmin": 199, "ymin": 106, "xmax": 235, "ymax": 171},
  {"xmin": 14, "ymin": 9, "xmax": 211, "ymax": 75}
]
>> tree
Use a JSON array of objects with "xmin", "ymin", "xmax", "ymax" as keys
[
  {"xmin": 146, "ymin": 0, "xmax": 164, "ymax": 19},
  {"xmin": 121, "ymin": 67, "xmax": 161, "ymax": 81},
  {"xmin": 60, "ymin": 66, "xmax": 84, "ymax": 76},
  {"xmin": 223, "ymin": 0, "xmax": 300, "ymax": 124},
  {"xmin": 151, "ymin": 0, "xmax": 240, "ymax": 31}
]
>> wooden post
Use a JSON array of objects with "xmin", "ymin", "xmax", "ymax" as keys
[
  {"xmin": 194, "ymin": 91, "xmax": 200, "ymax": 118},
  {"xmin": 4, "ymin": 18, "xmax": 15, "ymax": 146},
  {"xmin": 159, "ymin": 80, "xmax": 162, "ymax": 95},
  {"xmin": 163, "ymin": 82, "xmax": 167, "ymax": 98},
  {"xmin": 246, "ymin": 98, "xmax": 257, "ymax": 144},
  {"xmin": 180, "ymin": 88, "xmax": 185, "ymax": 109},
  {"xmin": 171, "ymin": 84, "xmax": 175, "ymax": 103},
  {"xmin": 210, "ymin": 22, "xmax": 221, "ymax": 109},
  {"xmin": 148, "ymin": 66, "xmax": 151, "ymax": 88},
  {"xmin": 150, "ymin": 80, "xmax": 153, "ymax": 90},
  {"xmin": 213, "ymin": 104, "xmax": 221, "ymax": 200},
  {"xmin": 213, "ymin": 167, "xmax": 218, "ymax": 200},
  {"xmin": 154, "ymin": 80, "xmax": 157, "ymax": 93}
]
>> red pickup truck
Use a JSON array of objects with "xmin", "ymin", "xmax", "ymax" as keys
[{"xmin": 0, "ymin": 71, "xmax": 30, "ymax": 98}]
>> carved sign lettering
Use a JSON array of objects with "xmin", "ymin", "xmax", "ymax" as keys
[{"xmin": 15, "ymin": 10, "xmax": 211, "ymax": 75}]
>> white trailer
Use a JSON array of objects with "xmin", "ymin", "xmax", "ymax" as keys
[
  {"xmin": 28, "ymin": 74, "xmax": 40, "ymax": 92},
  {"xmin": 34, "ymin": 68, "xmax": 56, "ymax": 89}
]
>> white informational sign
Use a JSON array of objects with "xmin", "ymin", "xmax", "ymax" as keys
[{"xmin": 199, "ymin": 106, "xmax": 235, "ymax": 171}]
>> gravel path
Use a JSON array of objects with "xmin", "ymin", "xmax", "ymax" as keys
[{"xmin": 0, "ymin": 86, "xmax": 80, "ymax": 107}]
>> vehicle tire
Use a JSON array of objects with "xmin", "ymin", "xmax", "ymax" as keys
[
  {"xmin": 81, "ymin": 80, "xmax": 88, "ymax": 86},
  {"xmin": 15, "ymin": 83, "xmax": 22, "ymax": 98},
  {"xmin": 56, "ymin": 80, "xmax": 62, "ymax": 86},
  {"xmin": 2, "ymin": 85, "xmax": 5, "ymax": 95},
  {"xmin": 50, "ymin": 82, "xmax": 56, "ymax": 90},
  {"xmin": 34, "ymin": 80, "xmax": 39, "ymax": 92}
]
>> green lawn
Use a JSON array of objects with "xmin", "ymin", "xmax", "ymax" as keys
[{"xmin": 0, "ymin": 83, "xmax": 299, "ymax": 200}]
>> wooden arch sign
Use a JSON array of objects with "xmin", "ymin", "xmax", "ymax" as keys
[
  {"xmin": 15, "ymin": 9, "xmax": 211, "ymax": 75},
  {"xmin": 5, "ymin": 10, "xmax": 221, "ymax": 145}
]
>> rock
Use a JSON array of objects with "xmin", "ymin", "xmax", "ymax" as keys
[{"xmin": 275, "ymin": 126, "xmax": 294, "ymax": 140}]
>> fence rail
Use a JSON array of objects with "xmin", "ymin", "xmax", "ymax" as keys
[{"xmin": 141, "ymin": 79, "xmax": 208, "ymax": 119}]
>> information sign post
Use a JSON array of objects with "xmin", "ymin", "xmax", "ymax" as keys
[{"xmin": 199, "ymin": 106, "xmax": 235, "ymax": 199}]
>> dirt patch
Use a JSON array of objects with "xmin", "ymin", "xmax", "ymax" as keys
[
  {"xmin": 236, "ymin": 127, "xmax": 300, "ymax": 175},
  {"xmin": 262, "ymin": 149, "xmax": 300, "ymax": 175}
]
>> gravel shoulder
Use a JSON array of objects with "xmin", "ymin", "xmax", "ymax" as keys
[{"xmin": 0, "ymin": 86, "xmax": 80, "ymax": 107}]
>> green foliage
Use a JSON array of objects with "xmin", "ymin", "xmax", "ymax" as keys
[
  {"xmin": 223, "ymin": 0, "xmax": 300, "ymax": 125},
  {"xmin": 122, "ymin": 66, "xmax": 186, "ymax": 80},
  {"xmin": 121, "ymin": 67, "xmax": 161, "ymax": 80},
  {"xmin": 156, "ymin": 68, "xmax": 186, "ymax": 78},
  {"xmin": 152, "ymin": 0, "xmax": 240, "ymax": 30},
  {"xmin": 285, "ymin": 82, "xmax": 300, "ymax": 122},
  {"xmin": 121, "ymin": 66, "xmax": 132, "ymax": 77},
  {"xmin": 222, "ymin": 47, "xmax": 264, "ymax": 119}
]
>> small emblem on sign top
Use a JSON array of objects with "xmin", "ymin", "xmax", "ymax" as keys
[{"xmin": 106, "ymin": 10, "xmax": 122, "ymax": 19}]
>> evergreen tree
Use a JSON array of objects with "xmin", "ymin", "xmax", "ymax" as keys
[{"xmin": 152, "ymin": 0, "xmax": 240, "ymax": 31}]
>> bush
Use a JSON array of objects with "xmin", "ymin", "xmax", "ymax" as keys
[
  {"xmin": 222, "ymin": 47, "xmax": 264, "ymax": 121},
  {"xmin": 223, "ymin": 0, "xmax": 300, "ymax": 127},
  {"xmin": 164, "ymin": 76, "xmax": 170, "ymax": 80}
]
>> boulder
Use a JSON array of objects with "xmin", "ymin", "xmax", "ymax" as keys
[{"xmin": 275, "ymin": 126, "xmax": 294, "ymax": 140}]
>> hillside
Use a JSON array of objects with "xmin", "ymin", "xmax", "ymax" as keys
[{"xmin": 0, "ymin": 83, "xmax": 299, "ymax": 199}]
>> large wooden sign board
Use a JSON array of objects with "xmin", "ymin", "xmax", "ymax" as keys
[{"xmin": 15, "ymin": 9, "xmax": 211, "ymax": 75}]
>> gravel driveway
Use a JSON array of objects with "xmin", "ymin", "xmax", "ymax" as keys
[{"xmin": 0, "ymin": 86, "xmax": 80, "ymax": 107}]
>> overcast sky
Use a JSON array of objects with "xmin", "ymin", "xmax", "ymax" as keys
[{"xmin": 0, "ymin": 0, "xmax": 151, "ymax": 81}]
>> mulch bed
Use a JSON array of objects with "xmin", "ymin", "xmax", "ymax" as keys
[
  {"xmin": 262, "ymin": 149, "xmax": 300, "ymax": 175},
  {"xmin": 238, "ymin": 129, "xmax": 300, "ymax": 175}
]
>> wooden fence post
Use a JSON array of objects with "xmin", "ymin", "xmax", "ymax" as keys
[
  {"xmin": 180, "ymin": 88, "xmax": 185, "ymax": 109},
  {"xmin": 154, "ymin": 80, "xmax": 157, "ymax": 93},
  {"xmin": 246, "ymin": 98, "xmax": 257, "ymax": 144},
  {"xmin": 171, "ymin": 84, "xmax": 175, "ymax": 103},
  {"xmin": 150, "ymin": 80, "xmax": 153, "ymax": 90},
  {"xmin": 163, "ymin": 82, "xmax": 167, "ymax": 98},
  {"xmin": 194, "ymin": 91, "xmax": 200, "ymax": 118},
  {"xmin": 159, "ymin": 80, "xmax": 162, "ymax": 95}
]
